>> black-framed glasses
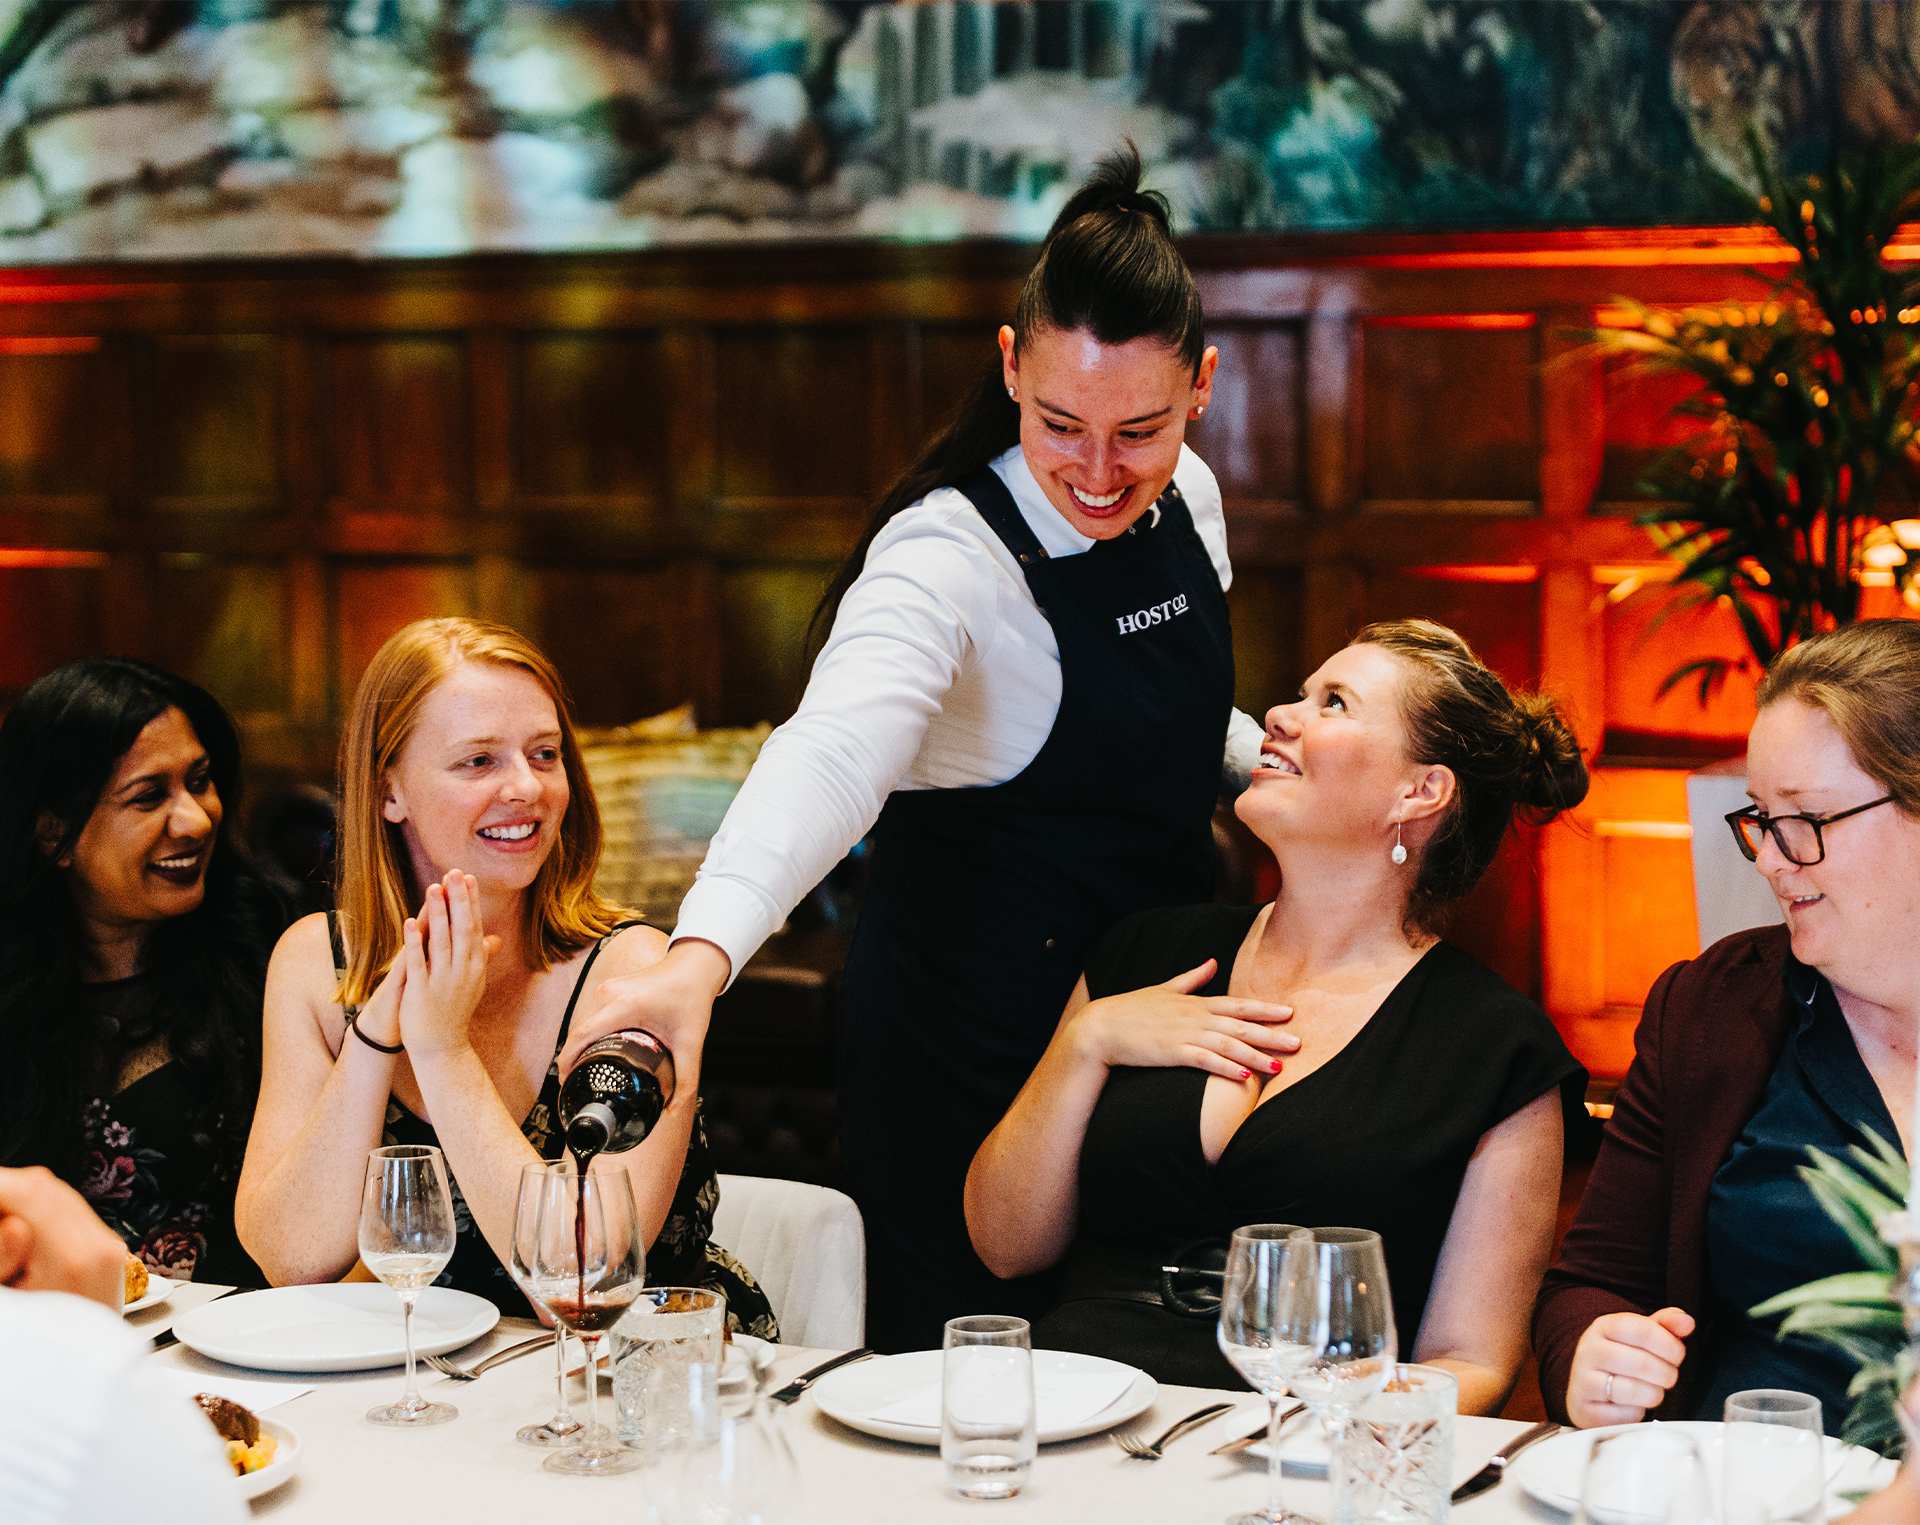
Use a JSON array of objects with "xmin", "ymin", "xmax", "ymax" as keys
[{"xmin": 1725, "ymin": 795, "xmax": 1897, "ymax": 866}]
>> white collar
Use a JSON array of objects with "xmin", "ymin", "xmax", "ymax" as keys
[{"xmin": 987, "ymin": 444, "xmax": 1096, "ymax": 559}]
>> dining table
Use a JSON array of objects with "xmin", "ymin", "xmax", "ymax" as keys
[{"xmin": 137, "ymin": 1281, "xmax": 1576, "ymax": 1523}]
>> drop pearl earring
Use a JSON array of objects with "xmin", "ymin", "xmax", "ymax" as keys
[{"xmin": 1391, "ymin": 823, "xmax": 1407, "ymax": 865}]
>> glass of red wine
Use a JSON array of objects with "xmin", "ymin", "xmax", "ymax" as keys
[{"xmin": 510, "ymin": 1154, "xmax": 646, "ymax": 1476}]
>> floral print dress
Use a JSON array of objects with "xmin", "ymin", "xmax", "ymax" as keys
[
  {"xmin": 76, "ymin": 974, "xmax": 259, "ymax": 1284},
  {"xmin": 343, "ymin": 917, "xmax": 779, "ymax": 1340}
]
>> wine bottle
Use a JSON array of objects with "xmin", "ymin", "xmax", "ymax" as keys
[{"xmin": 559, "ymin": 1030, "xmax": 676, "ymax": 1160}]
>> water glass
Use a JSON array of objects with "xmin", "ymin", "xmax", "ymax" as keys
[
  {"xmin": 648, "ymin": 1348, "xmax": 803, "ymax": 1525},
  {"xmin": 1576, "ymin": 1428, "xmax": 1715, "ymax": 1525},
  {"xmin": 613, "ymin": 1286, "xmax": 725, "ymax": 1450},
  {"xmin": 358, "ymin": 1144, "xmax": 457, "ymax": 1427},
  {"xmin": 941, "ymin": 1315, "xmax": 1036, "ymax": 1500},
  {"xmin": 1329, "ymin": 1364, "xmax": 1456, "ymax": 1525},
  {"xmin": 1723, "ymin": 1389, "xmax": 1823, "ymax": 1525}
]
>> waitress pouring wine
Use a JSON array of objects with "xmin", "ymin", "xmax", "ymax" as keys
[{"xmin": 568, "ymin": 145, "xmax": 1280, "ymax": 1351}]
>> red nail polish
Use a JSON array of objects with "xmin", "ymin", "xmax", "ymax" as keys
[
  {"xmin": 1271, "ymin": 1060, "xmax": 1283, "ymax": 1072},
  {"xmin": 1239, "ymin": 1069, "xmax": 1251, "ymax": 1080}
]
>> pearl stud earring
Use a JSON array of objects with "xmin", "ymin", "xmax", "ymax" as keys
[{"xmin": 1391, "ymin": 823, "xmax": 1407, "ymax": 865}]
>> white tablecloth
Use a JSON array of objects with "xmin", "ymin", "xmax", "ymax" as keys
[{"xmin": 136, "ymin": 1284, "xmax": 1557, "ymax": 1523}]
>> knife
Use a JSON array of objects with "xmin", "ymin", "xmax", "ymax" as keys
[
  {"xmin": 149, "ymin": 1286, "xmax": 245, "ymax": 1351},
  {"xmin": 770, "ymin": 1348, "xmax": 878, "ymax": 1404},
  {"xmin": 1450, "ymin": 1420, "xmax": 1560, "ymax": 1503},
  {"xmin": 1210, "ymin": 1401, "xmax": 1308, "ymax": 1455}
]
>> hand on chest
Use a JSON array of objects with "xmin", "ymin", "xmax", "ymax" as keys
[{"xmin": 1194, "ymin": 976, "xmax": 1401, "ymax": 1166}]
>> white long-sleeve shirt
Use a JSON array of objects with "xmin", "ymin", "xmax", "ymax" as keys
[
  {"xmin": 0, "ymin": 1288, "xmax": 246, "ymax": 1525},
  {"xmin": 674, "ymin": 443, "xmax": 1265, "ymax": 982}
]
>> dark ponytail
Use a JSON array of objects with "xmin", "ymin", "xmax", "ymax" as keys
[
  {"xmin": 1352, "ymin": 620, "xmax": 1589, "ymax": 934},
  {"xmin": 811, "ymin": 142, "xmax": 1204, "ymax": 648}
]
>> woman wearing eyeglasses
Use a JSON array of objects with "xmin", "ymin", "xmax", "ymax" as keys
[{"xmin": 1535, "ymin": 619, "xmax": 1920, "ymax": 1436}]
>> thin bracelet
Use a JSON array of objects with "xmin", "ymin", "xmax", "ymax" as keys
[{"xmin": 344, "ymin": 1008, "xmax": 404, "ymax": 1055}]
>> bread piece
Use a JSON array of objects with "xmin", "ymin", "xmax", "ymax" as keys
[
  {"xmin": 195, "ymin": 1393, "xmax": 261, "ymax": 1447},
  {"xmin": 123, "ymin": 1254, "xmax": 149, "ymax": 1305}
]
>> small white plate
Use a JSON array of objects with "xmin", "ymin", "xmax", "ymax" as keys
[
  {"xmin": 810, "ymin": 1348, "xmax": 1156, "ymax": 1447},
  {"xmin": 173, "ymin": 1284, "xmax": 499, "ymax": 1373},
  {"xmin": 1508, "ymin": 1421, "xmax": 1897, "ymax": 1521},
  {"xmin": 1231, "ymin": 1405, "xmax": 1321, "ymax": 1467},
  {"xmin": 571, "ymin": 1332, "xmax": 769, "ymax": 1384},
  {"xmin": 122, "ymin": 1273, "xmax": 177, "ymax": 1316},
  {"xmin": 236, "ymin": 1416, "xmax": 300, "ymax": 1501}
]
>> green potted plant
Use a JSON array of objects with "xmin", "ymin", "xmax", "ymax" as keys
[{"xmin": 1594, "ymin": 139, "xmax": 1920, "ymax": 949}]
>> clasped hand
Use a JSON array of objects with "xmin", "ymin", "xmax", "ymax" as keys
[
  {"xmin": 1566, "ymin": 1306, "xmax": 1696, "ymax": 1428},
  {"xmin": 1068, "ymin": 958, "xmax": 1297, "ymax": 1081},
  {"xmin": 393, "ymin": 870, "xmax": 498, "ymax": 1058}
]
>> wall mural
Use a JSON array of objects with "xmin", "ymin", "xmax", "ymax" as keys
[{"xmin": 0, "ymin": 0, "xmax": 1916, "ymax": 263}]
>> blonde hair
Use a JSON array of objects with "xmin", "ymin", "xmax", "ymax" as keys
[
  {"xmin": 334, "ymin": 617, "xmax": 626, "ymax": 1007},
  {"xmin": 1756, "ymin": 619, "xmax": 1920, "ymax": 817}
]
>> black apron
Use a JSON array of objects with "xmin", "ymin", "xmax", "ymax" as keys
[{"xmin": 838, "ymin": 463, "xmax": 1236, "ymax": 1352}]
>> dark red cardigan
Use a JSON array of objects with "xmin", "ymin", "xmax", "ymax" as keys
[{"xmin": 1532, "ymin": 924, "xmax": 1797, "ymax": 1425}]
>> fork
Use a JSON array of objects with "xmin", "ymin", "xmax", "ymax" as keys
[
  {"xmin": 1111, "ymin": 1401, "xmax": 1236, "ymax": 1459},
  {"xmin": 422, "ymin": 1333, "xmax": 555, "ymax": 1381}
]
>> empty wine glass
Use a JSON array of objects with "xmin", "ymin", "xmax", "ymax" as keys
[
  {"xmin": 509, "ymin": 1160, "xmax": 583, "ymax": 1448},
  {"xmin": 513, "ymin": 1154, "xmax": 646, "ymax": 1476},
  {"xmin": 1288, "ymin": 1228, "xmax": 1397, "ymax": 1435},
  {"xmin": 358, "ymin": 1144, "xmax": 458, "ymax": 1427},
  {"xmin": 1217, "ymin": 1223, "xmax": 1314, "ymax": 1525}
]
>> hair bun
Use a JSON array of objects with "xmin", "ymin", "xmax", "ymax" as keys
[
  {"xmin": 1511, "ymin": 694, "xmax": 1589, "ymax": 814},
  {"xmin": 1045, "ymin": 141, "xmax": 1170, "ymax": 241}
]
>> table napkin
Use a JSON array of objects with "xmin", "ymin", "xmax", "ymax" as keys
[
  {"xmin": 868, "ymin": 1359, "xmax": 1134, "ymax": 1431},
  {"xmin": 154, "ymin": 1367, "xmax": 313, "ymax": 1412}
]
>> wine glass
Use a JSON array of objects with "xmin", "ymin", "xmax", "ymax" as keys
[
  {"xmin": 1217, "ymin": 1223, "xmax": 1314, "ymax": 1525},
  {"xmin": 358, "ymin": 1144, "xmax": 458, "ymax": 1427},
  {"xmin": 513, "ymin": 1154, "xmax": 647, "ymax": 1476},
  {"xmin": 509, "ymin": 1159, "xmax": 584, "ymax": 1448},
  {"xmin": 1287, "ymin": 1227, "xmax": 1397, "ymax": 1434}
]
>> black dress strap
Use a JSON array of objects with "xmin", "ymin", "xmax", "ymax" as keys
[{"xmin": 553, "ymin": 920, "xmax": 649, "ymax": 1059}]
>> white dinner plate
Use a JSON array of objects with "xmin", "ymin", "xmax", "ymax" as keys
[
  {"xmin": 173, "ymin": 1284, "xmax": 499, "ymax": 1373},
  {"xmin": 122, "ymin": 1273, "xmax": 177, "ymax": 1316},
  {"xmin": 810, "ymin": 1348, "xmax": 1156, "ymax": 1446},
  {"xmin": 236, "ymin": 1417, "xmax": 300, "ymax": 1501},
  {"xmin": 1508, "ymin": 1421, "xmax": 1898, "ymax": 1521}
]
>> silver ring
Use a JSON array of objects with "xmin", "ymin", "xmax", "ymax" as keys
[{"xmin": 1605, "ymin": 1374, "xmax": 1615, "ymax": 1404}]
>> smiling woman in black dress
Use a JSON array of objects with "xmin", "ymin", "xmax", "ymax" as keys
[
  {"xmin": 0, "ymin": 659, "xmax": 287, "ymax": 1284},
  {"xmin": 967, "ymin": 620, "xmax": 1590, "ymax": 1415}
]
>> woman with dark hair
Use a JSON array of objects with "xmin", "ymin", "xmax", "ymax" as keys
[
  {"xmin": 574, "ymin": 144, "xmax": 1262, "ymax": 1350},
  {"xmin": 0, "ymin": 658, "xmax": 287, "ymax": 1284},
  {"xmin": 969, "ymin": 621, "xmax": 1590, "ymax": 1411}
]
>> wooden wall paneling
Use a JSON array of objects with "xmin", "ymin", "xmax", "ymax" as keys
[
  {"xmin": 1303, "ymin": 309, "xmax": 1356, "ymax": 517},
  {"xmin": 515, "ymin": 330, "xmax": 672, "ymax": 524},
  {"xmin": 662, "ymin": 326, "xmax": 716, "ymax": 540},
  {"xmin": 470, "ymin": 329, "xmax": 515, "ymax": 517},
  {"xmin": 866, "ymin": 324, "xmax": 913, "ymax": 502},
  {"xmin": 1226, "ymin": 566, "xmax": 1306, "ymax": 723},
  {"xmin": 1359, "ymin": 318, "xmax": 1540, "ymax": 510},
  {"xmin": 325, "ymin": 335, "xmax": 471, "ymax": 518},
  {"xmin": 1536, "ymin": 306, "xmax": 1609, "ymax": 1038},
  {"xmin": 1598, "ymin": 352, "xmax": 1706, "ymax": 508},
  {"xmin": 147, "ymin": 334, "xmax": 280, "ymax": 513},
  {"xmin": 333, "ymin": 560, "xmax": 476, "ymax": 708},
  {"xmin": 152, "ymin": 554, "xmax": 289, "ymax": 718},
  {"xmin": 1600, "ymin": 571, "xmax": 1756, "ymax": 755},
  {"xmin": 0, "ymin": 336, "xmax": 108, "ymax": 510},
  {"xmin": 917, "ymin": 321, "xmax": 1001, "ymax": 445},
  {"xmin": 1187, "ymin": 321, "xmax": 1305, "ymax": 519},
  {"xmin": 528, "ymin": 559, "xmax": 722, "ymax": 728},
  {"xmin": 717, "ymin": 563, "xmax": 833, "ymax": 729},
  {"xmin": 0, "ymin": 562, "xmax": 104, "ymax": 703},
  {"xmin": 710, "ymin": 325, "xmax": 870, "ymax": 558}
]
